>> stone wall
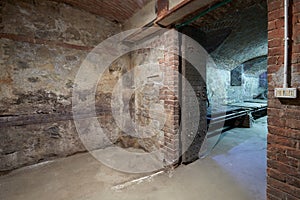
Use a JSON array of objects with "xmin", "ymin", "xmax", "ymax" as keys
[
  {"xmin": 131, "ymin": 48, "xmax": 165, "ymax": 153},
  {"xmin": 0, "ymin": 0, "xmax": 181, "ymax": 172},
  {"xmin": 207, "ymin": 65, "xmax": 266, "ymax": 105},
  {"xmin": 267, "ymin": 0, "xmax": 300, "ymax": 199},
  {"xmin": 0, "ymin": 0, "xmax": 121, "ymax": 172},
  {"xmin": 207, "ymin": 65, "xmax": 232, "ymax": 104},
  {"xmin": 244, "ymin": 75, "xmax": 260, "ymax": 99}
]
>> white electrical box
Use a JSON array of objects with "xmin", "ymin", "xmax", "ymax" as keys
[{"xmin": 275, "ymin": 88, "xmax": 297, "ymax": 98}]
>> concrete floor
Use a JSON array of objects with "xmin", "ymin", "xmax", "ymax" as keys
[{"xmin": 0, "ymin": 117, "xmax": 267, "ymax": 200}]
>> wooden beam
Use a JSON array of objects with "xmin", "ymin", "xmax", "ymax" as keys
[
  {"xmin": 155, "ymin": 0, "xmax": 216, "ymax": 27},
  {"xmin": 122, "ymin": 0, "xmax": 218, "ymax": 43},
  {"xmin": 123, "ymin": 0, "xmax": 157, "ymax": 30},
  {"xmin": 156, "ymin": 0, "xmax": 169, "ymax": 17},
  {"xmin": 169, "ymin": 0, "xmax": 184, "ymax": 10}
]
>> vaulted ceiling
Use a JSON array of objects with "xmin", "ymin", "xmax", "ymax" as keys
[
  {"xmin": 52, "ymin": 0, "xmax": 152, "ymax": 23},
  {"xmin": 47, "ymin": 0, "xmax": 268, "ymax": 71},
  {"xmin": 179, "ymin": 0, "xmax": 268, "ymax": 70},
  {"xmin": 189, "ymin": 0, "xmax": 266, "ymax": 29}
]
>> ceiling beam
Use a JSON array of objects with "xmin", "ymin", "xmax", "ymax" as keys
[
  {"xmin": 157, "ymin": 0, "xmax": 170, "ymax": 17},
  {"xmin": 155, "ymin": 0, "xmax": 217, "ymax": 27},
  {"xmin": 123, "ymin": 0, "xmax": 157, "ymax": 30},
  {"xmin": 122, "ymin": 0, "xmax": 219, "ymax": 43}
]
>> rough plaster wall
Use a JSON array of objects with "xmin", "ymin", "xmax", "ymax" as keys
[
  {"xmin": 207, "ymin": 65, "xmax": 245, "ymax": 104},
  {"xmin": 96, "ymin": 55, "xmax": 133, "ymax": 148},
  {"xmin": 244, "ymin": 75, "xmax": 262, "ymax": 99},
  {"xmin": 207, "ymin": 65, "xmax": 266, "ymax": 104},
  {"xmin": 102, "ymin": 54, "xmax": 142, "ymax": 150},
  {"xmin": 0, "ymin": 0, "xmax": 122, "ymax": 171},
  {"xmin": 207, "ymin": 65, "xmax": 231, "ymax": 104},
  {"xmin": 0, "ymin": 0, "xmax": 119, "ymax": 47},
  {"xmin": 127, "ymin": 31, "xmax": 181, "ymax": 165},
  {"xmin": 130, "ymin": 48, "xmax": 165, "ymax": 153},
  {"xmin": 0, "ymin": 39, "xmax": 84, "ymax": 114}
]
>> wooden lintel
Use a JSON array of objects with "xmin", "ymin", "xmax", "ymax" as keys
[
  {"xmin": 156, "ymin": 0, "xmax": 170, "ymax": 17},
  {"xmin": 155, "ymin": 0, "xmax": 216, "ymax": 27}
]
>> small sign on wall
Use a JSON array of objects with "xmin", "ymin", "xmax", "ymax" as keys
[{"xmin": 275, "ymin": 88, "xmax": 297, "ymax": 98}]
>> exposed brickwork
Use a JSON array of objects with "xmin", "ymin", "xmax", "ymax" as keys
[
  {"xmin": 267, "ymin": 0, "xmax": 300, "ymax": 199},
  {"xmin": 52, "ymin": 0, "xmax": 151, "ymax": 23},
  {"xmin": 162, "ymin": 31, "xmax": 181, "ymax": 165},
  {"xmin": 131, "ymin": 30, "xmax": 181, "ymax": 166}
]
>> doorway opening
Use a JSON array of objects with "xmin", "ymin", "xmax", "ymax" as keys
[{"xmin": 177, "ymin": 0, "xmax": 268, "ymax": 198}]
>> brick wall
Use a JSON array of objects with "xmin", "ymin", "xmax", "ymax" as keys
[
  {"xmin": 131, "ymin": 30, "xmax": 181, "ymax": 166},
  {"xmin": 267, "ymin": 0, "xmax": 300, "ymax": 199},
  {"xmin": 162, "ymin": 31, "xmax": 181, "ymax": 165},
  {"xmin": 128, "ymin": 28, "xmax": 209, "ymax": 167}
]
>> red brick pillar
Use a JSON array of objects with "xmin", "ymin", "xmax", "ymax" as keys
[
  {"xmin": 161, "ymin": 30, "xmax": 181, "ymax": 166},
  {"xmin": 267, "ymin": 1, "xmax": 300, "ymax": 199}
]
